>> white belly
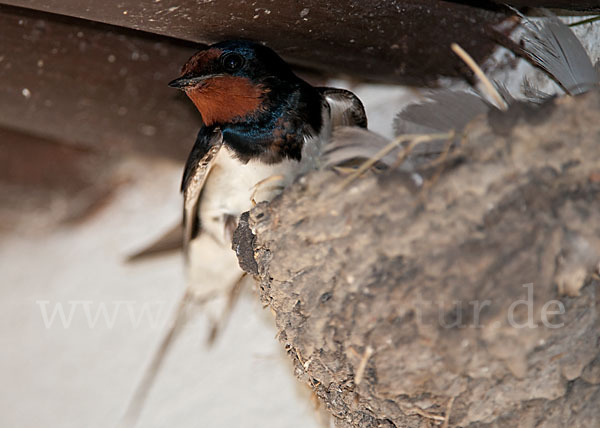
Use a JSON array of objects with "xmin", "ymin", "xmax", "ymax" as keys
[
  {"xmin": 199, "ymin": 110, "xmax": 331, "ymax": 245},
  {"xmin": 198, "ymin": 142, "xmax": 305, "ymax": 244}
]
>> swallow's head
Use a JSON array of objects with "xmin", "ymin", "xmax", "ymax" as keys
[{"xmin": 169, "ymin": 40, "xmax": 299, "ymax": 127}]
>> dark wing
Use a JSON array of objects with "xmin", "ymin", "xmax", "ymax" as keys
[
  {"xmin": 318, "ymin": 87, "xmax": 368, "ymax": 129},
  {"xmin": 182, "ymin": 127, "xmax": 224, "ymax": 257},
  {"xmin": 120, "ymin": 129, "xmax": 222, "ymax": 427}
]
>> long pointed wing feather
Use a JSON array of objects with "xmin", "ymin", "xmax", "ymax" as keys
[
  {"xmin": 126, "ymin": 222, "xmax": 183, "ymax": 262},
  {"xmin": 518, "ymin": 12, "xmax": 598, "ymax": 95},
  {"xmin": 119, "ymin": 289, "xmax": 195, "ymax": 428},
  {"xmin": 182, "ymin": 128, "xmax": 224, "ymax": 257}
]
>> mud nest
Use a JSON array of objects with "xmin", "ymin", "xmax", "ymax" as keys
[{"xmin": 233, "ymin": 91, "xmax": 600, "ymax": 427}]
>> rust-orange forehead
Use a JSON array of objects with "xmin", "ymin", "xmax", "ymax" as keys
[{"xmin": 180, "ymin": 48, "xmax": 223, "ymax": 75}]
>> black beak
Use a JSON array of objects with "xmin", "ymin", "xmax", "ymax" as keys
[
  {"xmin": 168, "ymin": 76, "xmax": 198, "ymax": 89},
  {"xmin": 168, "ymin": 74, "xmax": 221, "ymax": 89}
]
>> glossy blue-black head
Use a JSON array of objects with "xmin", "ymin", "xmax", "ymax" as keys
[
  {"xmin": 168, "ymin": 40, "xmax": 304, "ymax": 126},
  {"xmin": 171, "ymin": 40, "xmax": 324, "ymax": 163},
  {"xmin": 169, "ymin": 40, "xmax": 297, "ymax": 89}
]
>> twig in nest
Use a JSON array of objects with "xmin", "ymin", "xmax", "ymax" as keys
[
  {"xmin": 250, "ymin": 175, "xmax": 284, "ymax": 206},
  {"xmin": 296, "ymin": 348, "xmax": 312, "ymax": 370},
  {"xmin": 336, "ymin": 132, "xmax": 453, "ymax": 191},
  {"xmin": 451, "ymin": 43, "xmax": 508, "ymax": 111},
  {"xmin": 410, "ymin": 407, "xmax": 446, "ymax": 422},
  {"xmin": 442, "ymin": 396, "xmax": 455, "ymax": 428},
  {"xmin": 418, "ymin": 136, "xmax": 455, "ymax": 205},
  {"xmin": 354, "ymin": 345, "xmax": 374, "ymax": 385},
  {"xmin": 332, "ymin": 165, "xmax": 361, "ymax": 174},
  {"xmin": 568, "ymin": 15, "xmax": 600, "ymax": 27}
]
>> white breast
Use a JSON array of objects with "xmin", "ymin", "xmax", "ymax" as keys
[
  {"xmin": 199, "ymin": 109, "xmax": 332, "ymax": 245},
  {"xmin": 199, "ymin": 142, "xmax": 325, "ymax": 245}
]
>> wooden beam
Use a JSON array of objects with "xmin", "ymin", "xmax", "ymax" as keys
[
  {"xmin": 0, "ymin": 5, "xmax": 202, "ymax": 160},
  {"xmin": 1, "ymin": 1, "xmax": 514, "ymax": 85},
  {"xmin": 502, "ymin": 0, "xmax": 600, "ymax": 8}
]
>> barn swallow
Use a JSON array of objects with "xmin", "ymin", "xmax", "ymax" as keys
[
  {"xmin": 121, "ymin": 40, "xmax": 367, "ymax": 426},
  {"xmin": 168, "ymin": 39, "xmax": 367, "ymax": 254}
]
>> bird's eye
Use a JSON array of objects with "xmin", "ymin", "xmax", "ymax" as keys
[{"xmin": 221, "ymin": 53, "xmax": 244, "ymax": 72}]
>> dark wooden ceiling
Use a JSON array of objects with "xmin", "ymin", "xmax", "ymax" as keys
[
  {"xmin": 1, "ymin": 1, "xmax": 596, "ymax": 158},
  {"xmin": 2, "ymin": 1, "xmax": 598, "ymax": 84},
  {"xmin": 0, "ymin": 1, "xmax": 597, "ymax": 227}
]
